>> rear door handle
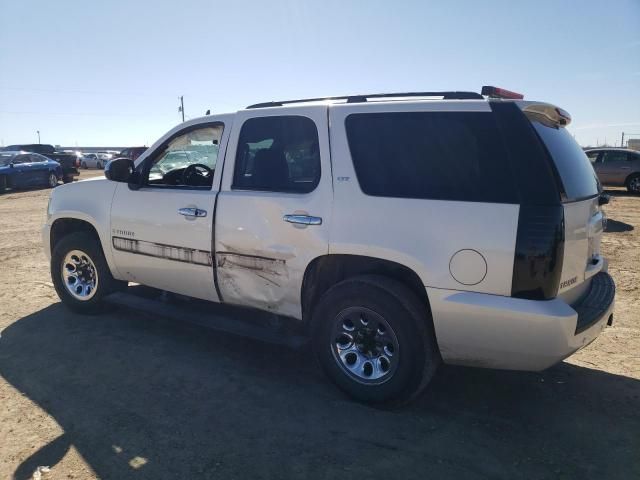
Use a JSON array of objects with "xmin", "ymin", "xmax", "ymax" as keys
[
  {"xmin": 283, "ymin": 214, "xmax": 322, "ymax": 226},
  {"xmin": 178, "ymin": 207, "xmax": 207, "ymax": 218}
]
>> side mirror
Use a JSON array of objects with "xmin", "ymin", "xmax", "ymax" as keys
[
  {"xmin": 598, "ymin": 193, "xmax": 610, "ymax": 206},
  {"xmin": 104, "ymin": 157, "xmax": 134, "ymax": 183},
  {"xmin": 9, "ymin": 163, "xmax": 14, "ymax": 168}
]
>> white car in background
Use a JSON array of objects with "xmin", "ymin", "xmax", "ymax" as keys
[{"xmin": 80, "ymin": 153, "xmax": 108, "ymax": 169}]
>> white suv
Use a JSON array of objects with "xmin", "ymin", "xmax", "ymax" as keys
[{"xmin": 43, "ymin": 86, "xmax": 615, "ymax": 405}]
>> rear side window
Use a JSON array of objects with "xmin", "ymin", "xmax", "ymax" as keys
[
  {"xmin": 345, "ymin": 112, "xmax": 518, "ymax": 203},
  {"xmin": 233, "ymin": 116, "xmax": 320, "ymax": 193},
  {"xmin": 531, "ymin": 121, "xmax": 599, "ymax": 201}
]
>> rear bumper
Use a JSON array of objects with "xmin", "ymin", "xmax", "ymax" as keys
[{"xmin": 428, "ymin": 272, "xmax": 615, "ymax": 371}]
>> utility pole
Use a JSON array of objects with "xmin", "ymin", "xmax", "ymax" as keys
[
  {"xmin": 179, "ymin": 96, "xmax": 185, "ymax": 122},
  {"xmin": 621, "ymin": 132, "xmax": 625, "ymax": 148},
  {"xmin": 37, "ymin": 130, "xmax": 41, "ymax": 144}
]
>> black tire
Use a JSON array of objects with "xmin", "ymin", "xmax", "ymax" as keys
[
  {"xmin": 626, "ymin": 174, "xmax": 640, "ymax": 194},
  {"xmin": 97, "ymin": 162, "xmax": 103, "ymax": 169},
  {"xmin": 51, "ymin": 232, "xmax": 125, "ymax": 314},
  {"xmin": 312, "ymin": 275, "xmax": 440, "ymax": 406},
  {"xmin": 63, "ymin": 176, "xmax": 74, "ymax": 184},
  {"xmin": 47, "ymin": 172, "xmax": 58, "ymax": 188},
  {"xmin": 0, "ymin": 175, "xmax": 6, "ymax": 194},
  {"xmin": 82, "ymin": 162, "xmax": 87, "ymax": 169}
]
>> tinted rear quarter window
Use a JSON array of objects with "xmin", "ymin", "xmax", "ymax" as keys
[
  {"xmin": 531, "ymin": 120, "xmax": 599, "ymax": 201},
  {"xmin": 345, "ymin": 112, "xmax": 518, "ymax": 203}
]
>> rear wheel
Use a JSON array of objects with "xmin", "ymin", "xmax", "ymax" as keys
[
  {"xmin": 626, "ymin": 174, "xmax": 640, "ymax": 194},
  {"xmin": 312, "ymin": 275, "xmax": 440, "ymax": 406},
  {"xmin": 48, "ymin": 172, "xmax": 58, "ymax": 188},
  {"xmin": 0, "ymin": 175, "xmax": 6, "ymax": 194},
  {"xmin": 51, "ymin": 232, "xmax": 125, "ymax": 314}
]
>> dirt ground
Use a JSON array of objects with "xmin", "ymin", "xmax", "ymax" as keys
[{"xmin": 0, "ymin": 170, "xmax": 638, "ymax": 480}]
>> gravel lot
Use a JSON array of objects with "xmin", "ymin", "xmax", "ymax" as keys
[{"xmin": 1, "ymin": 170, "xmax": 638, "ymax": 480}]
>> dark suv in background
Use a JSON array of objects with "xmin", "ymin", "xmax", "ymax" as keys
[{"xmin": 585, "ymin": 148, "xmax": 640, "ymax": 193}]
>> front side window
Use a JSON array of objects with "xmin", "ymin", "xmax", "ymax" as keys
[
  {"xmin": 345, "ymin": 111, "xmax": 518, "ymax": 203},
  {"xmin": 146, "ymin": 124, "xmax": 222, "ymax": 188},
  {"xmin": 586, "ymin": 151, "xmax": 601, "ymax": 164},
  {"xmin": 232, "ymin": 116, "xmax": 320, "ymax": 193}
]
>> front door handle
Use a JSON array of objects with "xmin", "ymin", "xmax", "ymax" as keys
[
  {"xmin": 283, "ymin": 214, "xmax": 322, "ymax": 226},
  {"xmin": 178, "ymin": 207, "xmax": 207, "ymax": 218}
]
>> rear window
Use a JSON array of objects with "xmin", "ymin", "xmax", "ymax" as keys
[
  {"xmin": 345, "ymin": 112, "xmax": 518, "ymax": 203},
  {"xmin": 531, "ymin": 121, "xmax": 599, "ymax": 201}
]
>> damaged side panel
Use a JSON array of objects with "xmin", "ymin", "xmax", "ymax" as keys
[{"xmin": 215, "ymin": 250, "xmax": 303, "ymax": 317}]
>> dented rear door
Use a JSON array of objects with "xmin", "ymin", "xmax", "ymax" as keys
[{"xmin": 214, "ymin": 106, "xmax": 332, "ymax": 319}]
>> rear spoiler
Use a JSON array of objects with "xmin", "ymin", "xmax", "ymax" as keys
[{"xmin": 522, "ymin": 103, "xmax": 572, "ymax": 127}]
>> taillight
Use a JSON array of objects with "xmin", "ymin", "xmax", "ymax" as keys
[{"xmin": 511, "ymin": 206, "xmax": 565, "ymax": 300}]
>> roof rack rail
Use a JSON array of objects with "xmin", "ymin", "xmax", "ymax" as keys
[{"xmin": 246, "ymin": 91, "xmax": 483, "ymax": 109}]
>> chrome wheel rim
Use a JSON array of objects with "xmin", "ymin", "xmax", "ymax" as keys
[
  {"xmin": 630, "ymin": 177, "xmax": 640, "ymax": 193},
  {"xmin": 61, "ymin": 250, "xmax": 99, "ymax": 301},
  {"xmin": 330, "ymin": 306, "xmax": 399, "ymax": 385},
  {"xmin": 49, "ymin": 173, "xmax": 57, "ymax": 187}
]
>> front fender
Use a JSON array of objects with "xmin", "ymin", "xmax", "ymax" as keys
[{"xmin": 46, "ymin": 178, "xmax": 120, "ymax": 277}]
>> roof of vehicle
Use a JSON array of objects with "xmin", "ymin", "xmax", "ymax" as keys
[
  {"xmin": 584, "ymin": 147, "xmax": 639, "ymax": 153},
  {"xmin": 245, "ymin": 86, "xmax": 525, "ymax": 109}
]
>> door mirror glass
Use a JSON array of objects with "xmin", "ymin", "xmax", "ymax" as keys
[{"xmin": 105, "ymin": 157, "xmax": 134, "ymax": 183}]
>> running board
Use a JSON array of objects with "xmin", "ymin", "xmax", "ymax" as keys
[{"xmin": 105, "ymin": 288, "xmax": 308, "ymax": 349}]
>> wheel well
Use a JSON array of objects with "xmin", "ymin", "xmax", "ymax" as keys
[
  {"xmin": 301, "ymin": 254, "xmax": 430, "ymax": 322},
  {"xmin": 625, "ymin": 172, "xmax": 640, "ymax": 186},
  {"xmin": 50, "ymin": 218, "xmax": 101, "ymax": 253}
]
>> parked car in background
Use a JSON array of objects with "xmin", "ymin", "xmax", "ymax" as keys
[
  {"xmin": 117, "ymin": 147, "xmax": 147, "ymax": 161},
  {"xmin": 0, "ymin": 151, "xmax": 62, "ymax": 193},
  {"xmin": 585, "ymin": 148, "xmax": 640, "ymax": 193},
  {"xmin": 81, "ymin": 153, "xmax": 106, "ymax": 169},
  {"xmin": 2, "ymin": 144, "xmax": 78, "ymax": 183}
]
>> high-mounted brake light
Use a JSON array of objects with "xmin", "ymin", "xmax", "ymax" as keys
[{"xmin": 481, "ymin": 86, "xmax": 524, "ymax": 100}]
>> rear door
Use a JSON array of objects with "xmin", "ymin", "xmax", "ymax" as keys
[
  {"xmin": 214, "ymin": 107, "xmax": 332, "ymax": 319},
  {"xmin": 29, "ymin": 154, "xmax": 50, "ymax": 185}
]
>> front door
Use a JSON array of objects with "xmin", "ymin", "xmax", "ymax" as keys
[
  {"xmin": 215, "ymin": 108, "xmax": 332, "ymax": 319},
  {"xmin": 599, "ymin": 150, "xmax": 630, "ymax": 186},
  {"xmin": 110, "ymin": 118, "xmax": 231, "ymax": 301},
  {"xmin": 10, "ymin": 154, "xmax": 32, "ymax": 187}
]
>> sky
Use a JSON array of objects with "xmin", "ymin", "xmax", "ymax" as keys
[{"xmin": 0, "ymin": 0, "xmax": 638, "ymax": 148}]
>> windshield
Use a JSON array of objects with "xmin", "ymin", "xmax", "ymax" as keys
[
  {"xmin": 0, "ymin": 153, "xmax": 15, "ymax": 166},
  {"xmin": 531, "ymin": 120, "xmax": 600, "ymax": 201}
]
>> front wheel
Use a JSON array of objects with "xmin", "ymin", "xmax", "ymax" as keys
[
  {"xmin": 0, "ymin": 175, "xmax": 6, "ymax": 194},
  {"xmin": 626, "ymin": 174, "xmax": 640, "ymax": 194},
  {"xmin": 51, "ymin": 232, "xmax": 125, "ymax": 313},
  {"xmin": 312, "ymin": 275, "xmax": 440, "ymax": 406}
]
